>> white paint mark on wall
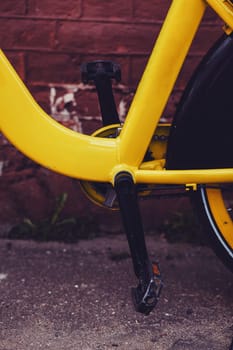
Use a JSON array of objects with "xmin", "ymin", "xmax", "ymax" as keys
[
  {"xmin": 0, "ymin": 161, "xmax": 4, "ymax": 176},
  {"xmin": 49, "ymin": 82, "xmax": 135, "ymax": 132},
  {"xmin": 50, "ymin": 85, "xmax": 83, "ymax": 133},
  {"xmin": 118, "ymin": 99, "xmax": 128, "ymax": 121},
  {"xmin": 0, "ymin": 273, "xmax": 8, "ymax": 281}
]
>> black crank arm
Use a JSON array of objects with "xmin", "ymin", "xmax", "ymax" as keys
[
  {"xmin": 114, "ymin": 172, "xmax": 163, "ymax": 315},
  {"xmin": 81, "ymin": 60, "xmax": 121, "ymax": 126}
]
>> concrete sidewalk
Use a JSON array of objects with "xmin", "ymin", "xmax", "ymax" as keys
[{"xmin": 0, "ymin": 235, "xmax": 232, "ymax": 350}]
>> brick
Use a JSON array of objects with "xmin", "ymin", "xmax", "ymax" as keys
[
  {"xmin": 203, "ymin": 6, "xmax": 221, "ymax": 22},
  {"xmin": 28, "ymin": 85, "xmax": 51, "ymax": 114},
  {"xmin": 0, "ymin": 0, "xmax": 26, "ymax": 15},
  {"xmin": 130, "ymin": 56, "xmax": 149, "ymax": 86},
  {"xmin": 82, "ymin": 0, "xmax": 133, "ymax": 20},
  {"xmin": 174, "ymin": 55, "xmax": 203, "ymax": 91},
  {"xmin": 28, "ymin": 52, "xmax": 130, "ymax": 85},
  {"xmin": 57, "ymin": 21, "xmax": 160, "ymax": 54},
  {"xmin": 10, "ymin": 177, "xmax": 53, "ymax": 221},
  {"xmin": 0, "ymin": 18, "xmax": 56, "ymax": 50},
  {"xmin": 75, "ymin": 88, "xmax": 130, "ymax": 120},
  {"xmin": 162, "ymin": 90, "xmax": 182, "ymax": 119},
  {"xmin": 27, "ymin": 53, "xmax": 82, "ymax": 84},
  {"xmin": 34, "ymin": 171, "xmax": 86, "ymax": 216},
  {"xmin": 4, "ymin": 51, "xmax": 26, "ymax": 80},
  {"xmin": 0, "ymin": 188, "xmax": 19, "ymax": 224},
  {"xmin": 190, "ymin": 25, "xmax": 223, "ymax": 54},
  {"xmin": 28, "ymin": 0, "xmax": 81, "ymax": 18},
  {"xmin": 133, "ymin": 0, "xmax": 170, "ymax": 21},
  {"xmin": 75, "ymin": 90, "xmax": 101, "ymax": 117},
  {"xmin": 82, "ymin": 118, "xmax": 102, "ymax": 135}
]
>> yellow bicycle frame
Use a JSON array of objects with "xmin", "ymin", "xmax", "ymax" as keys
[{"xmin": 0, "ymin": 0, "xmax": 233, "ymax": 185}]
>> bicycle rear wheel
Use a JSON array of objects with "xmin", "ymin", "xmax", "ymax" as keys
[
  {"xmin": 166, "ymin": 34, "xmax": 233, "ymax": 272},
  {"xmin": 193, "ymin": 185, "xmax": 233, "ymax": 272}
]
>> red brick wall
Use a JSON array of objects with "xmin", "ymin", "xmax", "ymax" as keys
[
  {"xmin": 0, "ymin": 1, "xmax": 224, "ymax": 232},
  {"xmin": 1, "ymin": 1, "xmax": 222, "ymax": 115}
]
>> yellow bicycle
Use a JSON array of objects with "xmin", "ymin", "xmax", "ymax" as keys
[{"xmin": 0, "ymin": 0, "xmax": 233, "ymax": 314}]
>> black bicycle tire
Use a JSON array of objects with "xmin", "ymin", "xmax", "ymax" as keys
[
  {"xmin": 166, "ymin": 34, "xmax": 233, "ymax": 272},
  {"xmin": 192, "ymin": 188, "xmax": 233, "ymax": 273}
]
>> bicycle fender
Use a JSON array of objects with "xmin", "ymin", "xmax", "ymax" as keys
[{"xmin": 166, "ymin": 33, "xmax": 233, "ymax": 170}]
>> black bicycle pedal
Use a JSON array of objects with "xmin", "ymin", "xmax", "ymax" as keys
[
  {"xmin": 81, "ymin": 61, "xmax": 121, "ymax": 84},
  {"xmin": 132, "ymin": 262, "xmax": 163, "ymax": 315}
]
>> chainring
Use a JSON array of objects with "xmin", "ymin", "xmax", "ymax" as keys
[{"xmin": 79, "ymin": 123, "xmax": 170, "ymax": 209}]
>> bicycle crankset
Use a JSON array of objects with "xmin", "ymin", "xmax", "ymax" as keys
[{"xmin": 79, "ymin": 123, "xmax": 170, "ymax": 209}]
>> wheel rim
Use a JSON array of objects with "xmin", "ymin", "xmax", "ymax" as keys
[{"xmin": 201, "ymin": 186, "xmax": 233, "ymax": 257}]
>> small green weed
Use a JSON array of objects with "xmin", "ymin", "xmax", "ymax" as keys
[
  {"xmin": 160, "ymin": 210, "xmax": 205, "ymax": 245},
  {"xmin": 8, "ymin": 193, "xmax": 100, "ymax": 242}
]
